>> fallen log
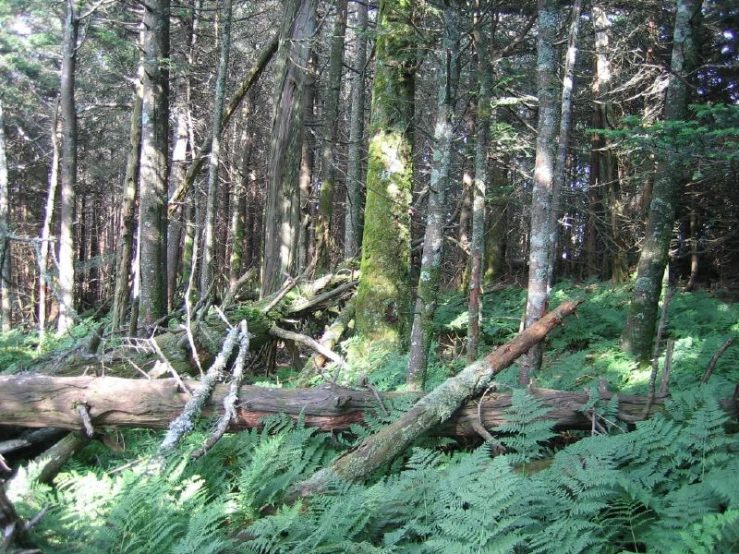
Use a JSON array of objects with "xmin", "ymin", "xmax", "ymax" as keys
[
  {"xmin": 4, "ymin": 373, "xmax": 737, "ymax": 437},
  {"xmin": 19, "ymin": 273, "xmax": 356, "ymax": 378}
]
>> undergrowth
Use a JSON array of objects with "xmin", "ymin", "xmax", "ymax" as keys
[{"xmin": 4, "ymin": 282, "xmax": 739, "ymax": 553}]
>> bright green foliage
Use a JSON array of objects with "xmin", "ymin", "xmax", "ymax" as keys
[{"xmin": 496, "ymin": 389, "xmax": 556, "ymax": 467}]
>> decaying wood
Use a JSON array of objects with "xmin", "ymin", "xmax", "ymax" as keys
[
  {"xmin": 289, "ymin": 300, "xmax": 584, "ymax": 499},
  {"xmin": 21, "ymin": 273, "xmax": 356, "ymax": 379},
  {"xmin": 4, "ymin": 374, "xmax": 735, "ymax": 437},
  {"xmin": 298, "ymin": 300, "xmax": 355, "ymax": 385}
]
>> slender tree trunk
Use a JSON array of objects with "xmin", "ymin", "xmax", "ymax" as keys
[
  {"xmin": 262, "ymin": 0, "xmax": 318, "ymax": 295},
  {"xmin": 298, "ymin": 52, "xmax": 317, "ymax": 272},
  {"xmin": 0, "ymin": 100, "xmax": 10, "ymax": 333},
  {"xmin": 355, "ymin": 0, "xmax": 416, "ymax": 344},
  {"xmin": 229, "ymin": 92, "xmax": 256, "ymax": 287},
  {"xmin": 201, "ymin": 0, "xmax": 233, "ymax": 298},
  {"xmin": 406, "ymin": 0, "xmax": 460, "ymax": 390},
  {"xmin": 520, "ymin": 0, "xmax": 559, "ymax": 384},
  {"xmin": 622, "ymin": 0, "xmax": 702, "ymax": 362},
  {"xmin": 467, "ymin": 9, "xmax": 492, "ymax": 363},
  {"xmin": 314, "ymin": 0, "xmax": 348, "ymax": 273},
  {"xmin": 343, "ymin": 0, "xmax": 368, "ymax": 260},
  {"xmin": 38, "ymin": 102, "xmax": 61, "ymax": 342},
  {"xmin": 547, "ymin": 0, "xmax": 582, "ymax": 287},
  {"xmin": 111, "ymin": 65, "xmax": 143, "ymax": 331},
  {"xmin": 57, "ymin": 0, "xmax": 79, "ymax": 335},
  {"xmin": 591, "ymin": 2, "xmax": 624, "ymax": 282},
  {"xmin": 139, "ymin": 0, "xmax": 170, "ymax": 326}
]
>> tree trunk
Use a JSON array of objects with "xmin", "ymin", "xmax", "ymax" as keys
[
  {"xmin": 111, "ymin": 62, "xmax": 143, "ymax": 332},
  {"xmin": 0, "ymin": 99, "xmax": 10, "ymax": 333},
  {"xmin": 5, "ymin": 370, "xmax": 732, "ymax": 440},
  {"xmin": 622, "ymin": 0, "xmax": 702, "ymax": 362},
  {"xmin": 520, "ymin": 0, "xmax": 559, "ymax": 383},
  {"xmin": 139, "ymin": 0, "xmax": 171, "ymax": 326},
  {"xmin": 229, "ymin": 92, "xmax": 256, "ymax": 287},
  {"xmin": 201, "ymin": 0, "xmax": 233, "ymax": 299},
  {"xmin": 547, "ymin": 0, "xmax": 582, "ymax": 287},
  {"xmin": 38, "ymin": 102, "xmax": 61, "ymax": 342},
  {"xmin": 298, "ymin": 52, "xmax": 318, "ymax": 272},
  {"xmin": 314, "ymin": 0, "xmax": 348, "ymax": 273},
  {"xmin": 291, "ymin": 300, "xmax": 583, "ymax": 498},
  {"xmin": 467, "ymin": 8, "xmax": 492, "ymax": 363},
  {"xmin": 57, "ymin": 0, "xmax": 79, "ymax": 335},
  {"xmin": 262, "ymin": 0, "xmax": 318, "ymax": 295},
  {"xmin": 354, "ymin": 0, "xmax": 416, "ymax": 345},
  {"xmin": 343, "ymin": 0, "xmax": 369, "ymax": 260},
  {"xmin": 407, "ymin": 0, "xmax": 460, "ymax": 390}
]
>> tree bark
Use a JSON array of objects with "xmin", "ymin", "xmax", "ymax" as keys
[
  {"xmin": 314, "ymin": 0, "xmax": 348, "ymax": 273},
  {"xmin": 343, "ymin": 0, "xmax": 369, "ymax": 260},
  {"xmin": 520, "ymin": 0, "xmax": 559, "ymax": 384},
  {"xmin": 139, "ymin": 0, "xmax": 171, "ymax": 326},
  {"xmin": 262, "ymin": 0, "xmax": 318, "ymax": 295},
  {"xmin": 622, "ymin": 0, "xmax": 702, "ymax": 362},
  {"xmin": 111, "ymin": 60, "xmax": 143, "ymax": 331},
  {"xmin": 406, "ymin": 0, "xmax": 460, "ymax": 390},
  {"xmin": 57, "ymin": 0, "xmax": 79, "ymax": 335},
  {"xmin": 0, "ymin": 99, "xmax": 10, "ymax": 333},
  {"xmin": 467, "ymin": 6, "xmax": 492, "ymax": 363},
  {"xmin": 4, "ymin": 371, "xmax": 731, "ymax": 438},
  {"xmin": 201, "ymin": 0, "xmax": 233, "ymax": 298},
  {"xmin": 354, "ymin": 0, "xmax": 417, "ymax": 345},
  {"xmin": 291, "ymin": 300, "xmax": 583, "ymax": 498}
]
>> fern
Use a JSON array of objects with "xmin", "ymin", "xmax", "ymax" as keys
[{"xmin": 497, "ymin": 389, "xmax": 556, "ymax": 467}]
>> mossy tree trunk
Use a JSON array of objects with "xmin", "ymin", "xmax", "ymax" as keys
[
  {"xmin": 111, "ymin": 62, "xmax": 143, "ymax": 331},
  {"xmin": 262, "ymin": 0, "xmax": 318, "ymax": 295},
  {"xmin": 406, "ymin": 0, "xmax": 461, "ymax": 390},
  {"xmin": 344, "ymin": 0, "xmax": 369, "ymax": 260},
  {"xmin": 520, "ymin": 0, "xmax": 559, "ymax": 384},
  {"xmin": 622, "ymin": 0, "xmax": 702, "ymax": 362},
  {"xmin": 355, "ymin": 0, "xmax": 417, "ymax": 345}
]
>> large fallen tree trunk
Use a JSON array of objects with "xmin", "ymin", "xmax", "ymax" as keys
[{"xmin": 3, "ymin": 373, "xmax": 736, "ymax": 437}]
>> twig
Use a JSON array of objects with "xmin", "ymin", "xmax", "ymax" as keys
[
  {"xmin": 270, "ymin": 326, "xmax": 347, "ymax": 369},
  {"xmin": 644, "ymin": 288, "xmax": 675, "ymax": 417},
  {"xmin": 148, "ymin": 337, "xmax": 191, "ymax": 394},
  {"xmin": 222, "ymin": 268, "xmax": 256, "ymax": 310},
  {"xmin": 76, "ymin": 404, "xmax": 94, "ymax": 438},
  {"xmin": 287, "ymin": 280, "xmax": 358, "ymax": 314},
  {"xmin": 701, "ymin": 338, "xmax": 732, "ymax": 384},
  {"xmin": 262, "ymin": 275, "xmax": 298, "ymax": 314},
  {"xmin": 192, "ymin": 320, "xmax": 251, "ymax": 459},
  {"xmin": 183, "ymin": 235, "xmax": 204, "ymax": 376},
  {"xmin": 659, "ymin": 339, "xmax": 674, "ymax": 397},
  {"xmin": 160, "ymin": 325, "xmax": 241, "ymax": 452}
]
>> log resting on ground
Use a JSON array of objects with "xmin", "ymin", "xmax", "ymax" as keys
[
  {"xmin": 20, "ymin": 273, "xmax": 356, "ymax": 378},
  {"xmin": 2, "ymin": 374, "xmax": 736, "ymax": 435}
]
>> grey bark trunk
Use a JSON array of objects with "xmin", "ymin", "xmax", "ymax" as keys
[
  {"xmin": 407, "ymin": 0, "xmax": 460, "ymax": 390},
  {"xmin": 622, "ymin": 0, "xmax": 702, "ymax": 362},
  {"xmin": 0, "ymin": 100, "xmax": 10, "ymax": 333},
  {"xmin": 201, "ymin": 0, "xmax": 233, "ymax": 298},
  {"xmin": 547, "ymin": 0, "xmax": 582, "ymax": 286},
  {"xmin": 520, "ymin": 0, "xmax": 559, "ymax": 384},
  {"xmin": 314, "ymin": 0, "xmax": 348, "ymax": 273},
  {"xmin": 38, "ymin": 102, "xmax": 61, "ymax": 342},
  {"xmin": 262, "ymin": 0, "xmax": 318, "ymax": 295},
  {"xmin": 467, "ymin": 9, "xmax": 492, "ymax": 363},
  {"xmin": 138, "ymin": 0, "xmax": 170, "ymax": 326},
  {"xmin": 57, "ymin": 0, "xmax": 79, "ymax": 335},
  {"xmin": 343, "ymin": 0, "xmax": 369, "ymax": 260},
  {"xmin": 111, "ymin": 61, "xmax": 143, "ymax": 331}
]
